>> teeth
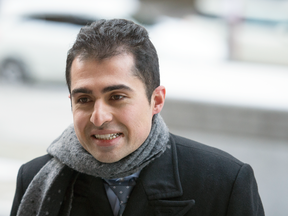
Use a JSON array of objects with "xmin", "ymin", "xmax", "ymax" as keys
[{"xmin": 94, "ymin": 133, "xmax": 121, "ymax": 140}]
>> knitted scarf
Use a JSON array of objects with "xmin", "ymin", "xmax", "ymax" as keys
[{"xmin": 16, "ymin": 114, "xmax": 169, "ymax": 216}]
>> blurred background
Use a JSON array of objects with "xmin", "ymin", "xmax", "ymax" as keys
[{"xmin": 0, "ymin": 0, "xmax": 287, "ymax": 215}]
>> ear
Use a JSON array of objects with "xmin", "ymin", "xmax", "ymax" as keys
[
  {"xmin": 68, "ymin": 94, "xmax": 73, "ymax": 110},
  {"xmin": 151, "ymin": 85, "xmax": 166, "ymax": 115}
]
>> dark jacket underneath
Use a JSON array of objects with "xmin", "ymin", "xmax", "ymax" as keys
[{"xmin": 10, "ymin": 134, "xmax": 264, "ymax": 216}]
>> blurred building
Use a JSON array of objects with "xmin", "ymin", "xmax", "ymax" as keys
[{"xmin": 196, "ymin": 0, "xmax": 288, "ymax": 65}]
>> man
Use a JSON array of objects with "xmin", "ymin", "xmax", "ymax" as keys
[{"xmin": 11, "ymin": 19, "xmax": 264, "ymax": 216}]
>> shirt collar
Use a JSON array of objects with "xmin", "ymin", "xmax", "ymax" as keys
[{"xmin": 103, "ymin": 170, "xmax": 141, "ymax": 183}]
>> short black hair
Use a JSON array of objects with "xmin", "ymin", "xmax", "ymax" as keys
[{"xmin": 66, "ymin": 19, "xmax": 160, "ymax": 102}]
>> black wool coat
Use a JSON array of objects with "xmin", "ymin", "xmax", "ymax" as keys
[{"xmin": 11, "ymin": 134, "xmax": 265, "ymax": 216}]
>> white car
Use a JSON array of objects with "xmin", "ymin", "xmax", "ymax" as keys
[{"xmin": 0, "ymin": 0, "xmax": 139, "ymax": 83}]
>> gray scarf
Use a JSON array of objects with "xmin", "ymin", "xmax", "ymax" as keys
[{"xmin": 16, "ymin": 114, "xmax": 169, "ymax": 216}]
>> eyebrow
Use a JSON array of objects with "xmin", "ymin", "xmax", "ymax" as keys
[
  {"xmin": 71, "ymin": 88, "xmax": 92, "ymax": 97},
  {"xmin": 102, "ymin": 84, "xmax": 133, "ymax": 94},
  {"xmin": 71, "ymin": 84, "xmax": 133, "ymax": 97}
]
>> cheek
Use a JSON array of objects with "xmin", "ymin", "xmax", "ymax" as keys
[
  {"xmin": 119, "ymin": 105, "xmax": 148, "ymax": 124},
  {"xmin": 121, "ymin": 106, "xmax": 152, "ymax": 138},
  {"xmin": 73, "ymin": 110, "xmax": 90, "ymax": 132}
]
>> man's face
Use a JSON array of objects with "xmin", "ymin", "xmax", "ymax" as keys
[{"xmin": 70, "ymin": 54, "xmax": 165, "ymax": 163}]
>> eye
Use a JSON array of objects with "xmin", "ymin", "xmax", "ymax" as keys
[
  {"xmin": 77, "ymin": 97, "xmax": 91, "ymax": 104},
  {"xmin": 110, "ymin": 95, "xmax": 124, "ymax": 100}
]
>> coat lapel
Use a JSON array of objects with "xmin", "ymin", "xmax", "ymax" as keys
[
  {"xmin": 69, "ymin": 173, "xmax": 114, "ymax": 216},
  {"xmin": 124, "ymin": 135, "xmax": 195, "ymax": 216}
]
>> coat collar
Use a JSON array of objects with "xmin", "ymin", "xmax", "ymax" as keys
[
  {"xmin": 138, "ymin": 134, "xmax": 182, "ymax": 200},
  {"xmin": 124, "ymin": 134, "xmax": 195, "ymax": 216}
]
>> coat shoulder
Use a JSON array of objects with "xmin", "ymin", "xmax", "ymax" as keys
[
  {"xmin": 168, "ymin": 134, "xmax": 264, "ymax": 216},
  {"xmin": 10, "ymin": 154, "xmax": 53, "ymax": 216},
  {"xmin": 170, "ymin": 133, "xmax": 244, "ymax": 168}
]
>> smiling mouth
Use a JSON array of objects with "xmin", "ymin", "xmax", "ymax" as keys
[{"xmin": 94, "ymin": 133, "xmax": 122, "ymax": 140}]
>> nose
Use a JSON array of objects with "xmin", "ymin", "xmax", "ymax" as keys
[{"xmin": 90, "ymin": 100, "xmax": 113, "ymax": 127}]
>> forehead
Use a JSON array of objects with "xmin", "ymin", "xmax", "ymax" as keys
[
  {"xmin": 72, "ymin": 54, "xmax": 132, "ymax": 77},
  {"xmin": 70, "ymin": 54, "xmax": 144, "ymax": 92}
]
